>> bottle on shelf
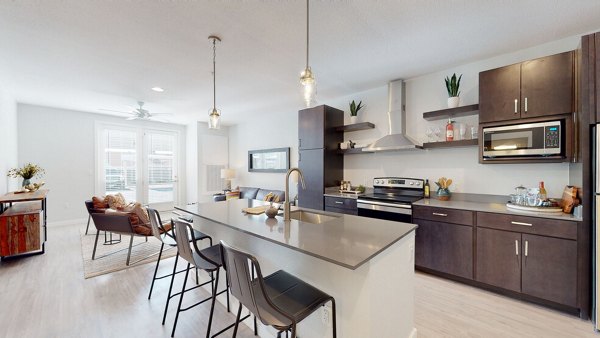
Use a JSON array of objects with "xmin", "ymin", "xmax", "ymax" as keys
[
  {"xmin": 446, "ymin": 119, "xmax": 454, "ymax": 141},
  {"xmin": 424, "ymin": 179, "xmax": 430, "ymax": 198},
  {"xmin": 539, "ymin": 181, "xmax": 547, "ymax": 201}
]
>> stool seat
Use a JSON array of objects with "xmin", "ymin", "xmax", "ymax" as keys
[
  {"xmin": 254, "ymin": 270, "xmax": 333, "ymax": 329},
  {"xmin": 192, "ymin": 244, "xmax": 223, "ymax": 271}
]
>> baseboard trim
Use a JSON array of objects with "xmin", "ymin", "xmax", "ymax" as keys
[{"xmin": 47, "ymin": 218, "xmax": 87, "ymax": 227}]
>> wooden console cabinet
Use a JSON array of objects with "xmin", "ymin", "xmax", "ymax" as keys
[{"xmin": 0, "ymin": 190, "xmax": 48, "ymax": 258}]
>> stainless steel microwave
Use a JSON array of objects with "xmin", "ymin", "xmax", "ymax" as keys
[{"xmin": 482, "ymin": 120, "xmax": 563, "ymax": 159}]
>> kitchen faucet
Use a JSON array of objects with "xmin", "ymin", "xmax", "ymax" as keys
[{"xmin": 284, "ymin": 167, "xmax": 306, "ymax": 221}]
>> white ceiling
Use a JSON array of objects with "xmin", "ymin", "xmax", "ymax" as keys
[{"xmin": 1, "ymin": 1, "xmax": 600, "ymax": 125}]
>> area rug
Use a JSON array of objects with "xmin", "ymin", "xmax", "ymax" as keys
[{"xmin": 79, "ymin": 229, "xmax": 177, "ymax": 279}]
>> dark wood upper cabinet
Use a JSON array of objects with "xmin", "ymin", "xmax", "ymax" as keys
[
  {"xmin": 521, "ymin": 51, "xmax": 574, "ymax": 118},
  {"xmin": 298, "ymin": 107, "xmax": 324, "ymax": 150},
  {"xmin": 479, "ymin": 51, "xmax": 574, "ymax": 123},
  {"xmin": 521, "ymin": 234, "xmax": 577, "ymax": 307},
  {"xmin": 479, "ymin": 64, "xmax": 521, "ymax": 123},
  {"xmin": 475, "ymin": 227, "xmax": 521, "ymax": 293}
]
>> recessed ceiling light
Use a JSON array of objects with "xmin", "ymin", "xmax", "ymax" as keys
[{"xmin": 151, "ymin": 87, "xmax": 164, "ymax": 92}]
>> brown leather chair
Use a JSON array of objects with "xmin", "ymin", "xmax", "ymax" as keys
[
  {"xmin": 221, "ymin": 240, "xmax": 336, "ymax": 338},
  {"xmin": 90, "ymin": 212, "xmax": 150, "ymax": 266}
]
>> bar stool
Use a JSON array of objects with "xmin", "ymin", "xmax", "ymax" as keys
[
  {"xmin": 170, "ymin": 220, "xmax": 231, "ymax": 338},
  {"xmin": 146, "ymin": 208, "xmax": 212, "ymax": 300},
  {"xmin": 220, "ymin": 240, "xmax": 337, "ymax": 338}
]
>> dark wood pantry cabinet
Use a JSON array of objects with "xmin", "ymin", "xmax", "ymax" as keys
[
  {"xmin": 479, "ymin": 51, "xmax": 574, "ymax": 123},
  {"xmin": 297, "ymin": 105, "xmax": 343, "ymax": 210}
]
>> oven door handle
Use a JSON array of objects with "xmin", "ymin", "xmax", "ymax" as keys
[{"xmin": 357, "ymin": 200, "xmax": 412, "ymax": 209}]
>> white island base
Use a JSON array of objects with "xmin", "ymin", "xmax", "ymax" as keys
[{"xmin": 191, "ymin": 217, "xmax": 417, "ymax": 338}]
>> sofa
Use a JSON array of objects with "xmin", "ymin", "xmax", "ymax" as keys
[{"xmin": 213, "ymin": 187, "xmax": 286, "ymax": 202}]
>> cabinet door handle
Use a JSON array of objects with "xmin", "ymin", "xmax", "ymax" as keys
[
  {"xmin": 524, "ymin": 97, "xmax": 528, "ymax": 113},
  {"xmin": 432, "ymin": 212, "xmax": 447, "ymax": 217},
  {"xmin": 514, "ymin": 99, "xmax": 518, "ymax": 113},
  {"xmin": 525, "ymin": 240, "xmax": 528, "ymax": 257},
  {"xmin": 515, "ymin": 240, "xmax": 519, "ymax": 256},
  {"xmin": 511, "ymin": 221, "xmax": 532, "ymax": 227},
  {"xmin": 335, "ymin": 201, "xmax": 344, "ymax": 204},
  {"xmin": 299, "ymin": 139, "xmax": 302, "ymax": 147}
]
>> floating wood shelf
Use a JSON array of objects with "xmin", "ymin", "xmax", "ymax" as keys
[
  {"xmin": 422, "ymin": 139, "xmax": 479, "ymax": 149},
  {"xmin": 423, "ymin": 104, "xmax": 479, "ymax": 121},
  {"xmin": 335, "ymin": 122, "xmax": 375, "ymax": 132},
  {"xmin": 337, "ymin": 147, "xmax": 373, "ymax": 154}
]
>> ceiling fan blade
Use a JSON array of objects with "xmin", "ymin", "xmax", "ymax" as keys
[
  {"xmin": 99, "ymin": 108, "xmax": 132, "ymax": 114},
  {"xmin": 150, "ymin": 113, "xmax": 174, "ymax": 116},
  {"xmin": 126, "ymin": 116, "xmax": 138, "ymax": 121}
]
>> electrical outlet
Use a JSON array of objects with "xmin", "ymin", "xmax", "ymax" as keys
[{"xmin": 321, "ymin": 305, "xmax": 331, "ymax": 326}]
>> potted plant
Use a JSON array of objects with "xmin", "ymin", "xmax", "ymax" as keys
[
  {"xmin": 349, "ymin": 100, "xmax": 363, "ymax": 124},
  {"xmin": 7, "ymin": 163, "xmax": 45, "ymax": 187},
  {"xmin": 444, "ymin": 73, "xmax": 462, "ymax": 108}
]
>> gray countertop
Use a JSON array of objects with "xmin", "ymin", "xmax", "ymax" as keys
[
  {"xmin": 413, "ymin": 193, "xmax": 582, "ymax": 222},
  {"xmin": 323, "ymin": 186, "xmax": 371, "ymax": 199},
  {"xmin": 176, "ymin": 199, "xmax": 416, "ymax": 270}
]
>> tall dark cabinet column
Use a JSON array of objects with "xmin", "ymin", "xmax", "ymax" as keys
[{"xmin": 298, "ymin": 105, "xmax": 344, "ymax": 210}]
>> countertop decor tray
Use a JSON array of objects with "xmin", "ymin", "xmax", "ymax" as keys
[{"xmin": 506, "ymin": 202, "xmax": 563, "ymax": 213}]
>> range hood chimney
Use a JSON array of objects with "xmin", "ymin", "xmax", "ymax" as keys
[{"xmin": 364, "ymin": 80, "xmax": 422, "ymax": 152}]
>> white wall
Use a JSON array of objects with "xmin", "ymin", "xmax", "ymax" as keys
[
  {"xmin": 0, "ymin": 87, "xmax": 18, "ymax": 194},
  {"xmin": 17, "ymin": 104, "xmax": 186, "ymax": 224},
  {"xmin": 228, "ymin": 112, "xmax": 298, "ymax": 193},
  {"xmin": 229, "ymin": 34, "xmax": 583, "ymax": 198}
]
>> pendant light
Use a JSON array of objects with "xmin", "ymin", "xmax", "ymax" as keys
[
  {"xmin": 208, "ymin": 35, "xmax": 221, "ymax": 129},
  {"xmin": 300, "ymin": 0, "xmax": 316, "ymax": 107}
]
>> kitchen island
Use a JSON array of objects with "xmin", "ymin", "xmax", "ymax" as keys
[{"xmin": 176, "ymin": 198, "xmax": 417, "ymax": 338}]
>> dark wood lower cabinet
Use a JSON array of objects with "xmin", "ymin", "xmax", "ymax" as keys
[
  {"xmin": 521, "ymin": 234, "xmax": 578, "ymax": 307},
  {"xmin": 414, "ymin": 219, "xmax": 473, "ymax": 279},
  {"xmin": 476, "ymin": 227, "xmax": 522, "ymax": 293}
]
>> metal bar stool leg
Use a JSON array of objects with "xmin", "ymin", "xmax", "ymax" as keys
[
  {"xmin": 206, "ymin": 269, "xmax": 220, "ymax": 338},
  {"xmin": 171, "ymin": 262, "xmax": 191, "ymax": 337},
  {"xmin": 332, "ymin": 298, "xmax": 337, "ymax": 338},
  {"xmin": 162, "ymin": 253, "xmax": 180, "ymax": 325},
  {"xmin": 148, "ymin": 242, "xmax": 165, "ymax": 299},
  {"xmin": 232, "ymin": 303, "xmax": 243, "ymax": 338}
]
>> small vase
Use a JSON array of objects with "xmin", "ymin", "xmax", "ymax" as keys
[
  {"xmin": 22, "ymin": 178, "xmax": 31, "ymax": 187},
  {"xmin": 437, "ymin": 188, "xmax": 451, "ymax": 201},
  {"xmin": 447, "ymin": 96, "xmax": 460, "ymax": 108},
  {"xmin": 350, "ymin": 116, "xmax": 358, "ymax": 124}
]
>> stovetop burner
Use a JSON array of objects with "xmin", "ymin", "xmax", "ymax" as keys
[{"xmin": 357, "ymin": 177, "xmax": 425, "ymax": 205}]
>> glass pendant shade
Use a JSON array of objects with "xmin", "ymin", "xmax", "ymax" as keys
[
  {"xmin": 208, "ymin": 108, "xmax": 220, "ymax": 129},
  {"xmin": 300, "ymin": 66, "xmax": 316, "ymax": 107}
]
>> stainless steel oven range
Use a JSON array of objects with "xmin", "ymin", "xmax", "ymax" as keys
[{"xmin": 357, "ymin": 177, "xmax": 424, "ymax": 223}]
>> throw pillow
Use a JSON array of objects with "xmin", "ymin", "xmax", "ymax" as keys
[
  {"xmin": 226, "ymin": 191, "xmax": 240, "ymax": 200},
  {"xmin": 92, "ymin": 195, "xmax": 109, "ymax": 209},
  {"xmin": 106, "ymin": 193, "xmax": 128, "ymax": 209},
  {"xmin": 263, "ymin": 192, "xmax": 274, "ymax": 202}
]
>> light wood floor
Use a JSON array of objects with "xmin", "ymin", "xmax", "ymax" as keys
[{"xmin": 0, "ymin": 224, "xmax": 597, "ymax": 338}]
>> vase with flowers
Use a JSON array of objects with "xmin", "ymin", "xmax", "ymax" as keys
[
  {"xmin": 7, "ymin": 163, "xmax": 45, "ymax": 187},
  {"xmin": 435, "ymin": 177, "xmax": 453, "ymax": 201}
]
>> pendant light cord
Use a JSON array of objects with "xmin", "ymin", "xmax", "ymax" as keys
[
  {"xmin": 212, "ymin": 38, "xmax": 217, "ymax": 110},
  {"xmin": 306, "ymin": 0, "xmax": 309, "ymax": 69}
]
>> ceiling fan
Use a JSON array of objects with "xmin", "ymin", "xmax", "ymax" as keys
[{"xmin": 100, "ymin": 101, "xmax": 172, "ymax": 122}]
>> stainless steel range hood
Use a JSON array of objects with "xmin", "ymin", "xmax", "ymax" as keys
[{"xmin": 364, "ymin": 80, "xmax": 422, "ymax": 152}]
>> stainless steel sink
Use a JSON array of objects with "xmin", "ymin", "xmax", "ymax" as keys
[{"xmin": 288, "ymin": 210, "xmax": 339, "ymax": 224}]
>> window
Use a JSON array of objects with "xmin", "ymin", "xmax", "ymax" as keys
[{"xmin": 96, "ymin": 124, "xmax": 180, "ymax": 210}]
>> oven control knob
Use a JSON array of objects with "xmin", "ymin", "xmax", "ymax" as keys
[
  {"xmin": 409, "ymin": 182, "xmax": 414, "ymax": 185},
  {"xmin": 374, "ymin": 180, "xmax": 379, "ymax": 184}
]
